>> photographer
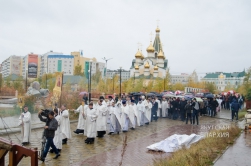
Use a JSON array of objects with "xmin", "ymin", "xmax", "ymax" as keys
[{"xmin": 38, "ymin": 110, "xmax": 60, "ymax": 162}]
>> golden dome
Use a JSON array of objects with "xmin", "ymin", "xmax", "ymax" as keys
[
  {"xmin": 135, "ymin": 64, "xmax": 139, "ymax": 70},
  {"xmin": 144, "ymin": 62, "xmax": 150, "ymax": 68},
  {"xmin": 157, "ymin": 49, "xmax": 164, "ymax": 59},
  {"xmin": 135, "ymin": 49, "xmax": 142, "ymax": 58},
  {"xmin": 146, "ymin": 42, "xmax": 155, "ymax": 52},
  {"xmin": 156, "ymin": 26, "xmax": 160, "ymax": 32},
  {"xmin": 154, "ymin": 65, "xmax": 158, "ymax": 70},
  {"xmin": 141, "ymin": 51, "xmax": 145, "ymax": 59}
]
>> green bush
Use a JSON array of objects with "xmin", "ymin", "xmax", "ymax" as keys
[{"xmin": 246, "ymin": 88, "xmax": 251, "ymax": 101}]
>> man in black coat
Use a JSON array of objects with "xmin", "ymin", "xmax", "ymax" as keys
[
  {"xmin": 38, "ymin": 111, "xmax": 60, "ymax": 162},
  {"xmin": 179, "ymin": 98, "xmax": 187, "ymax": 121},
  {"xmin": 151, "ymin": 98, "xmax": 158, "ymax": 122},
  {"xmin": 231, "ymin": 99, "xmax": 240, "ymax": 121},
  {"xmin": 211, "ymin": 98, "xmax": 219, "ymax": 117}
]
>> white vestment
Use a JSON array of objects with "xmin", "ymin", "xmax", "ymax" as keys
[
  {"xmin": 136, "ymin": 102, "xmax": 143, "ymax": 126},
  {"xmin": 137, "ymin": 101, "xmax": 149, "ymax": 125},
  {"xmin": 96, "ymin": 104, "xmax": 107, "ymax": 131},
  {"xmin": 161, "ymin": 101, "xmax": 168, "ymax": 117},
  {"xmin": 109, "ymin": 106, "xmax": 121, "ymax": 133},
  {"xmin": 60, "ymin": 109, "xmax": 72, "ymax": 139},
  {"xmin": 156, "ymin": 99, "xmax": 161, "ymax": 117},
  {"xmin": 106, "ymin": 99, "xmax": 114, "ymax": 124},
  {"xmin": 74, "ymin": 105, "xmax": 87, "ymax": 130},
  {"xmin": 128, "ymin": 105, "xmax": 136, "ymax": 128},
  {"xmin": 132, "ymin": 104, "xmax": 139, "ymax": 127},
  {"xmin": 121, "ymin": 105, "xmax": 129, "ymax": 131},
  {"xmin": 144, "ymin": 101, "xmax": 152, "ymax": 122},
  {"xmin": 54, "ymin": 115, "xmax": 62, "ymax": 149},
  {"xmin": 84, "ymin": 107, "xmax": 98, "ymax": 138},
  {"xmin": 18, "ymin": 111, "xmax": 31, "ymax": 142}
]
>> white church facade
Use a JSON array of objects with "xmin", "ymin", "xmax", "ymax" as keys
[{"xmin": 130, "ymin": 27, "xmax": 168, "ymax": 79}]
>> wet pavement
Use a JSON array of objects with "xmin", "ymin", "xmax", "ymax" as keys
[
  {"xmin": 214, "ymin": 132, "xmax": 251, "ymax": 166},
  {"xmin": 0, "ymin": 114, "xmax": 232, "ymax": 166}
]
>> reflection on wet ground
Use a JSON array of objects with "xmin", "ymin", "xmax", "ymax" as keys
[{"xmin": 1, "ymin": 112, "xmax": 233, "ymax": 166}]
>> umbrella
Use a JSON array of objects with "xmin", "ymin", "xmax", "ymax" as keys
[
  {"xmin": 133, "ymin": 92, "xmax": 144, "ymax": 96},
  {"xmin": 175, "ymin": 90, "xmax": 181, "ymax": 95},
  {"xmin": 79, "ymin": 91, "xmax": 88, "ymax": 96},
  {"xmin": 164, "ymin": 94, "xmax": 175, "ymax": 97},
  {"xmin": 228, "ymin": 90, "xmax": 235, "ymax": 94},
  {"xmin": 184, "ymin": 94, "xmax": 194, "ymax": 98},
  {"xmin": 195, "ymin": 97, "xmax": 203, "ymax": 102},
  {"xmin": 146, "ymin": 93, "xmax": 155, "ymax": 97},
  {"xmin": 206, "ymin": 94, "xmax": 214, "ymax": 98},
  {"xmin": 195, "ymin": 93, "xmax": 204, "ymax": 97}
]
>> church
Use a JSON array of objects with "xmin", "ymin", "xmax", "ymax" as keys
[{"xmin": 130, "ymin": 27, "xmax": 168, "ymax": 79}]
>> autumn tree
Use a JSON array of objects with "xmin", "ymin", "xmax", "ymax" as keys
[
  {"xmin": 74, "ymin": 65, "xmax": 84, "ymax": 76},
  {"xmin": 205, "ymin": 82, "xmax": 216, "ymax": 93}
]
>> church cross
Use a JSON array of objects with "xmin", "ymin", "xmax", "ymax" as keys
[
  {"xmin": 156, "ymin": 19, "xmax": 160, "ymax": 27},
  {"xmin": 149, "ymin": 32, "xmax": 153, "ymax": 41},
  {"xmin": 137, "ymin": 42, "xmax": 141, "ymax": 50},
  {"xmin": 140, "ymin": 43, "xmax": 143, "ymax": 51}
]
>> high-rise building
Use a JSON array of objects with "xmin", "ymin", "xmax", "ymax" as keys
[
  {"xmin": 1, "ymin": 55, "xmax": 22, "ymax": 78},
  {"xmin": 71, "ymin": 51, "xmax": 105, "ymax": 78},
  {"xmin": 40, "ymin": 51, "xmax": 63, "ymax": 76},
  {"xmin": 47, "ymin": 55, "xmax": 74, "ymax": 75},
  {"xmin": 106, "ymin": 69, "xmax": 130, "ymax": 82},
  {"xmin": 21, "ymin": 53, "xmax": 40, "ymax": 78}
]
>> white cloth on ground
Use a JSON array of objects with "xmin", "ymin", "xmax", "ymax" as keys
[{"xmin": 147, "ymin": 134, "xmax": 203, "ymax": 153}]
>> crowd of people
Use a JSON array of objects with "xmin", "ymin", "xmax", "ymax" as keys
[{"xmin": 17, "ymin": 93, "xmax": 244, "ymax": 162}]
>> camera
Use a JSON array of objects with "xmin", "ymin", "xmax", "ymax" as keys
[{"xmin": 40, "ymin": 109, "xmax": 51, "ymax": 118}]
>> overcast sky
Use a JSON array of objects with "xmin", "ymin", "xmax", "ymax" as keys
[{"xmin": 1, "ymin": 0, "xmax": 251, "ymax": 77}]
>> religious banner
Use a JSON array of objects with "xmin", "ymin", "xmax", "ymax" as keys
[
  {"xmin": 17, "ymin": 95, "xmax": 25, "ymax": 108},
  {"xmin": 52, "ymin": 72, "xmax": 63, "ymax": 104},
  {"xmin": 28, "ymin": 54, "xmax": 38, "ymax": 78}
]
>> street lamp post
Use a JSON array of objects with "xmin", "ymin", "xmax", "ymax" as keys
[
  {"xmin": 119, "ymin": 67, "xmax": 122, "ymax": 98},
  {"xmin": 26, "ymin": 69, "xmax": 28, "ymax": 92},
  {"xmin": 164, "ymin": 78, "xmax": 165, "ymax": 91},
  {"xmin": 113, "ymin": 73, "xmax": 115, "ymax": 93},
  {"xmin": 102, "ymin": 57, "xmax": 112, "ymax": 80},
  {"xmin": 89, "ymin": 60, "xmax": 92, "ymax": 103}
]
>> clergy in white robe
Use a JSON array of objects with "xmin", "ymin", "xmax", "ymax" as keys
[
  {"xmin": 96, "ymin": 100, "xmax": 107, "ymax": 137},
  {"xmin": 106, "ymin": 96, "xmax": 114, "ymax": 124},
  {"xmin": 161, "ymin": 98, "xmax": 168, "ymax": 118},
  {"xmin": 144, "ymin": 98, "xmax": 152, "ymax": 123},
  {"xmin": 53, "ymin": 108, "xmax": 62, "ymax": 151},
  {"xmin": 155, "ymin": 97, "xmax": 161, "ymax": 118},
  {"xmin": 121, "ymin": 101, "xmax": 129, "ymax": 132},
  {"xmin": 108, "ymin": 102, "xmax": 121, "ymax": 134},
  {"xmin": 128, "ymin": 101, "xmax": 136, "ymax": 129},
  {"xmin": 83, "ymin": 102, "xmax": 98, "ymax": 144},
  {"xmin": 137, "ymin": 99, "xmax": 149, "ymax": 125},
  {"xmin": 18, "ymin": 106, "xmax": 31, "ymax": 145},
  {"xmin": 73, "ymin": 104, "xmax": 87, "ymax": 134},
  {"xmin": 60, "ymin": 104, "xmax": 72, "ymax": 144}
]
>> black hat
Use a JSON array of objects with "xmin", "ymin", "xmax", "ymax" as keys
[
  {"xmin": 99, "ymin": 96, "xmax": 104, "ymax": 100},
  {"xmin": 131, "ymin": 100, "xmax": 135, "ymax": 103},
  {"xmin": 108, "ymin": 96, "xmax": 113, "ymax": 99},
  {"xmin": 122, "ymin": 100, "xmax": 126, "ymax": 105}
]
